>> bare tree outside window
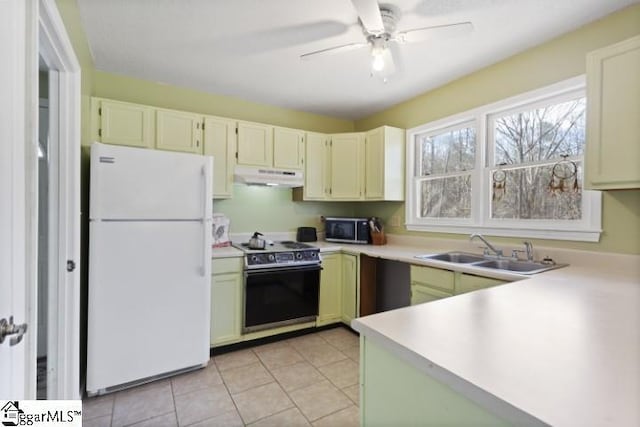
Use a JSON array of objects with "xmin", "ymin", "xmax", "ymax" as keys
[
  {"xmin": 418, "ymin": 126, "xmax": 475, "ymax": 217},
  {"xmin": 491, "ymin": 98, "xmax": 586, "ymax": 220}
]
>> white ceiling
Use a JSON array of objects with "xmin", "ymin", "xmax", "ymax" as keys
[{"xmin": 77, "ymin": 0, "xmax": 637, "ymax": 120}]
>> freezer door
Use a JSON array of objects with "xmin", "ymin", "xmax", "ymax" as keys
[
  {"xmin": 90, "ymin": 142, "xmax": 212, "ymax": 220},
  {"xmin": 87, "ymin": 221, "xmax": 211, "ymax": 393}
]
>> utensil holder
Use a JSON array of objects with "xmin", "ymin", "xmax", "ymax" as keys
[{"xmin": 371, "ymin": 231, "xmax": 386, "ymax": 245}]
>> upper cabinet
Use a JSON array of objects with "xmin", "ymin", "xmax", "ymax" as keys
[
  {"xmin": 303, "ymin": 132, "xmax": 330, "ymax": 200},
  {"xmin": 204, "ymin": 116, "xmax": 236, "ymax": 199},
  {"xmin": 585, "ymin": 35, "xmax": 640, "ymax": 190},
  {"xmin": 92, "ymin": 98, "xmax": 155, "ymax": 149},
  {"xmin": 273, "ymin": 126, "xmax": 305, "ymax": 170},
  {"xmin": 236, "ymin": 122, "xmax": 305, "ymax": 171},
  {"xmin": 364, "ymin": 126, "xmax": 405, "ymax": 200},
  {"xmin": 330, "ymin": 132, "xmax": 366, "ymax": 200},
  {"xmin": 296, "ymin": 126, "xmax": 405, "ymax": 202},
  {"xmin": 237, "ymin": 121, "xmax": 273, "ymax": 167},
  {"xmin": 156, "ymin": 108, "xmax": 203, "ymax": 154}
]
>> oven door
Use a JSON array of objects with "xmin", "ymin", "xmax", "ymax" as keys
[{"xmin": 244, "ymin": 264, "xmax": 321, "ymax": 333}]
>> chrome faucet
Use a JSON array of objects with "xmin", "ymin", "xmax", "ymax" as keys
[
  {"xmin": 523, "ymin": 241, "xmax": 534, "ymax": 261},
  {"xmin": 470, "ymin": 234, "xmax": 503, "ymax": 257}
]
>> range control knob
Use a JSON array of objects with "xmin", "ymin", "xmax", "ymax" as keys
[
  {"xmin": 250, "ymin": 255, "xmax": 258, "ymax": 263},
  {"xmin": 296, "ymin": 252, "xmax": 303, "ymax": 259},
  {"xmin": 268, "ymin": 254, "xmax": 276, "ymax": 262}
]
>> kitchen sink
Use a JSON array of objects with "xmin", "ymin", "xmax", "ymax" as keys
[
  {"xmin": 415, "ymin": 252, "xmax": 486, "ymax": 264},
  {"xmin": 415, "ymin": 251, "xmax": 568, "ymax": 275},
  {"xmin": 473, "ymin": 259, "xmax": 567, "ymax": 274}
]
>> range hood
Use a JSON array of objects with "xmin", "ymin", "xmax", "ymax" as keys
[{"xmin": 234, "ymin": 165, "xmax": 304, "ymax": 187}]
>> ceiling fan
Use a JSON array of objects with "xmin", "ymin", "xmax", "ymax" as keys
[{"xmin": 300, "ymin": 0, "xmax": 473, "ymax": 80}]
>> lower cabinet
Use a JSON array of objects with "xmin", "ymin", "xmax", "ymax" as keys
[
  {"xmin": 410, "ymin": 264, "xmax": 508, "ymax": 305},
  {"xmin": 318, "ymin": 253, "xmax": 342, "ymax": 326},
  {"xmin": 210, "ymin": 257, "xmax": 243, "ymax": 347},
  {"xmin": 318, "ymin": 252, "xmax": 359, "ymax": 327},
  {"xmin": 341, "ymin": 253, "xmax": 358, "ymax": 324},
  {"xmin": 410, "ymin": 284, "xmax": 453, "ymax": 305},
  {"xmin": 456, "ymin": 273, "xmax": 507, "ymax": 294}
]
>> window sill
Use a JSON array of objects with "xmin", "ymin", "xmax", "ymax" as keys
[{"xmin": 405, "ymin": 223, "xmax": 602, "ymax": 242}]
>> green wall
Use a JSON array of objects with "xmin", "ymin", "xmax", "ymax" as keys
[
  {"xmin": 355, "ymin": 4, "xmax": 640, "ymax": 255},
  {"xmin": 92, "ymin": 71, "xmax": 353, "ymax": 134},
  {"xmin": 56, "ymin": 0, "xmax": 639, "ymax": 253}
]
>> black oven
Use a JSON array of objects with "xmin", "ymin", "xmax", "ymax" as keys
[{"xmin": 243, "ymin": 264, "xmax": 321, "ymax": 333}]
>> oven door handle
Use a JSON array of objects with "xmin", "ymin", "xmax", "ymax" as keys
[{"xmin": 245, "ymin": 264, "xmax": 323, "ymax": 276}]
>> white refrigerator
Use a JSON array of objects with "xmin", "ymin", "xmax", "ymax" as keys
[{"xmin": 87, "ymin": 142, "xmax": 213, "ymax": 395}]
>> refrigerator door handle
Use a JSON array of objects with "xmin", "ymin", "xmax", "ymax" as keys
[{"xmin": 201, "ymin": 162, "xmax": 212, "ymax": 277}]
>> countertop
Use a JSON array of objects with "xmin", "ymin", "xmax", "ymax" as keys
[
  {"xmin": 213, "ymin": 236, "xmax": 639, "ymax": 424},
  {"xmin": 348, "ymin": 242, "xmax": 639, "ymax": 426}
]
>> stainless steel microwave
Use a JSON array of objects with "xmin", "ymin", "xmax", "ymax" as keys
[{"xmin": 324, "ymin": 217, "xmax": 370, "ymax": 244}]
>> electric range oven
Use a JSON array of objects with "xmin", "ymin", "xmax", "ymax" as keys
[{"xmin": 233, "ymin": 241, "xmax": 321, "ymax": 333}]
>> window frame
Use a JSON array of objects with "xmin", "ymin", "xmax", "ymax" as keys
[{"xmin": 405, "ymin": 76, "xmax": 602, "ymax": 242}]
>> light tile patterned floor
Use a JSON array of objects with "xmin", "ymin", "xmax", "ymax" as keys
[{"xmin": 83, "ymin": 327, "xmax": 360, "ymax": 427}]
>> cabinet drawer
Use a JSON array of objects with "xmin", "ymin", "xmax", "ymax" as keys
[
  {"xmin": 410, "ymin": 283, "xmax": 453, "ymax": 305},
  {"xmin": 212, "ymin": 257, "xmax": 243, "ymax": 275},
  {"xmin": 410, "ymin": 265, "xmax": 455, "ymax": 292},
  {"xmin": 456, "ymin": 274, "xmax": 507, "ymax": 295}
]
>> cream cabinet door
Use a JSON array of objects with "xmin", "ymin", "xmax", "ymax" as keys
[
  {"xmin": 341, "ymin": 254, "xmax": 358, "ymax": 324},
  {"xmin": 237, "ymin": 121, "xmax": 273, "ymax": 167},
  {"xmin": 274, "ymin": 127, "xmax": 304, "ymax": 170},
  {"xmin": 304, "ymin": 132, "xmax": 329, "ymax": 200},
  {"xmin": 455, "ymin": 273, "xmax": 506, "ymax": 295},
  {"xmin": 156, "ymin": 109, "xmax": 203, "ymax": 153},
  {"xmin": 204, "ymin": 116, "xmax": 236, "ymax": 199},
  {"xmin": 365, "ymin": 127, "xmax": 385, "ymax": 199},
  {"xmin": 96, "ymin": 98, "xmax": 154, "ymax": 149},
  {"xmin": 329, "ymin": 133, "xmax": 365, "ymax": 200},
  {"xmin": 586, "ymin": 35, "xmax": 640, "ymax": 190},
  {"xmin": 318, "ymin": 253, "xmax": 342, "ymax": 326},
  {"xmin": 210, "ymin": 272, "xmax": 242, "ymax": 346},
  {"xmin": 410, "ymin": 284, "xmax": 452, "ymax": 305},
  {"xmin": 365, "ymin": 126, "xmax": 405, "ymax": 201}
]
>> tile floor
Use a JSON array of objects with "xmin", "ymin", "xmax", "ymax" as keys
[{"xmin": 83, "ymin": 327, "xmax": 360, "ymax": 427}]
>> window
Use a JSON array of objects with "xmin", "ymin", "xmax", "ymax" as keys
[{"xmin": 406, "ymin": 77, "xmax": 601, "ymax": 241}]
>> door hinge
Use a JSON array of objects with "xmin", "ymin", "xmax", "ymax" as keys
[
  {"xmin": 235, "ymin": 126, "xmax": 239, "ymax": 135},
  {"xmin": 98, "ymin": 107, "xmax": 101, "ymax": 115},
  {"xmin": 235, "ymin": 152, "xmax": 238, "ymax": 159},
  {"xmin": 98, "ymin": 129, "xmax": 102, "ymax": 137},
  {"xmin": 202, "ymin": 122, "xmax": 205, "ymax": 130},
  {"xmin": 0, "ymin": 316, "xmax": 28, "ymax": 346}
]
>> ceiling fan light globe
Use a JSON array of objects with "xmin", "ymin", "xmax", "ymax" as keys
[{"xmin": 372, "ymin": 53, "xmax": 385, "ymax": 71}]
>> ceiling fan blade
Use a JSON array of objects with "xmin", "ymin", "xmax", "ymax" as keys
[
  {"xmin": 300, "ymin": 41, "xmax": 368, "ymax": 61},
  {"xmin": 351, "ymin": 0, "xmax": 385, "ymax": 34},
  {"xmin": 395, "ymin": 21, "xmax": 473, "ymax": 44}
]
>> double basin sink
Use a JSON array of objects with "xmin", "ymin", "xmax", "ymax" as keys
[{"xmin": 415, "ymin": 252, "xmax": 567, "ymax": 275}]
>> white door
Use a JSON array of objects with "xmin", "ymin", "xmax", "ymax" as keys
[
  {"xmin": 87, "ymin": 221, "xmax": 211, "ymax": 393},
  {"xmin": 90, "ymin": 142, "xmax": 211, "ymax": 220},
  {"xmin": 0, "ymin": 0, "xmax": 30, "ymax": 399}
]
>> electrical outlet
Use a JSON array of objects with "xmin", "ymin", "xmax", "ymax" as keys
[{"xmin": 390, "ymin": 215, "xmax": 401, "ymax": 227}]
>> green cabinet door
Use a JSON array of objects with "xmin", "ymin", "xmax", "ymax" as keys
[
  {"xmin": 318, "ymin": 253, "xmax": 342, "ymax": 326},
  {"xmin": 329, "ymin": 133, "xmax": 365, "ymax": 200},
  {"xmin": 273, "ymin": 126, "xmax": 304, "ymax": 170},
  {"xmin": 303, "ymin": 132, "xmax": 329, "ymax": 200},
  {"xmin": 211, "ymin": 258, "xmax": 242, "ymax": 346},
  {"xmin": 96, "ymin": 98, "xmax": 155, "ymax": 149},
  {"xmin": 156, "ymin": 108, "xmax": 203, "ymax": 153},
  {"xmin": 341, "ymin": 253, "xmax": 358, "ymax": 324},
  {"xmin": 204, "ymin": 116, "xmax": 236, "ymax": 199},
  {"xmin": 237, "ymin": 121, "xmax": 273, "ymax": 167},
  {"xmin": 410, "ymin": 283, "xmax": 453, "ymax": 305},
  {"xmin": 456, "ymin": 273, "xmax": 507, "ymax": 295}
]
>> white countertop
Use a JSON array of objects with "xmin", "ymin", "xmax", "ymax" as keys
[
  {"xmin": 213, "ymin": 235, "xmax": 639, "ymax": 424},
  {"xmin": 347, "ymin": 242, "xmax": 640, "ymax": 426}
]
